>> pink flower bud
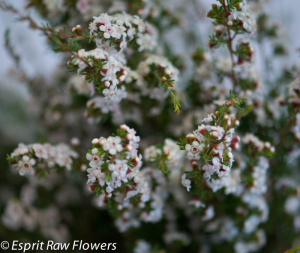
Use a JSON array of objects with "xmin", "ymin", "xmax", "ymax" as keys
[
  {"xmin": 232, "ymin": 136, "xmax": 240, "ymax": 143},
  {"xmin": 131, "ymin": 157, "xmax": 140, "ymax": 167},
  {"xmin": 89, "ymin": 185, "xmax": 97, "ymax": 192}
]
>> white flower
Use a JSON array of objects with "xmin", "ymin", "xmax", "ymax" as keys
[
  {"xmin": 102, "ymin": 136, "xmax": 123, "ymax": 155},
  {"xmin": 216, "ymin": 57, "xmax": 232, "ymax": 73},
  {"xmin": 185, "ymin": 141, "xmax": 203, "ymax": 160},
  {"xmin": 144, "ymin": 146, "xmax": 160, "ymax": 161},
  {"xmin": 32, "ymin": 144, "xmax": 48, "ymax": 159},
  {"xmin": 17, "ymin": 156, "xmax": 35, "ymax": 176},
  {"xmin": 202, "ymin": 113, "xmax": 214, "ymax": 123},
  {"xmin": 87, "ymin": 168, "xmax": 105, "ymax": 185},
  {"xmin": 163, "ymin": 139, "xmax": 184, "ymax": 166},
  {"xmin": 244, "ymin": 215, "xmax": 261, "ymax": 234},
  {"xmin": 136, "ymin": 33, "xmax": 156, "ymax": 52},
  {"xmin": 202, "ymin": 206, "xmax": 215, "ymax": 221},
  {"xmin": 181, "ymin": 174, "xmax": 191, "ymax": 192},
  {"xmin": 285, "ymin": 196, "xmax": 300, "ymax": 215},
  {"xmin": 202, "ymin": 164, "xmax": 216, "ymax": 179}
]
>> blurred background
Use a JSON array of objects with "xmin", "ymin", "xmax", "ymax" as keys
[{"xmin": 1, "ymin": 0, "xmax": 300, "ymax": 252}]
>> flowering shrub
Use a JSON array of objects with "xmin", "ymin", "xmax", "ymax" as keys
[{"xmin": 1, "ymin": 0, "xmax": 300, "ymax": 252}]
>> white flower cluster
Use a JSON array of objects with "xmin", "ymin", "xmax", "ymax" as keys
[
  {"xmin": 235, "ymin": 62, "xmax": 260, "ymax": 86},
  {"xmin": 100, "ymin": 167, "xmax": 166, "ymax": 232},
  {"xmin": 250, "ymin": 156, "xmax": 269, "ymax": 195},
  {"xmin": 277, "ymin": 177, "xmax": 300, "ymax": 234},
  {"xmin": 85, "ymin": 87, "xmax": 126, "ymax": 114},
  {"xmin": 69, "ymin": 75, "xmax": 91, "ymax": 96},
  {"xmin": 70, "ymin": 48, "xmax": 128, "ymax": 102},
  {"xmin": 205, "ymin": 161, "xmax": 269, "ymax": 253},
  {"xmin": 216, "ymin": 57, "xmax": 232, "ymax": 73},
  {"xmin": 76, "ymin": 0, "xmax": 103, "ymax": 20},
  {"xmin": 183, "ymin": 121, "xmax": 240, "ymax": 192},
  {"xmin": 220, "ymin": 169, "xmax": 243, "ymax": 195},
  {"xmin": 137, "ymin": 54, "xmax": 179, "ymax": 82},
  {"xmin": 86, "ymin": 125, "xmax": 149, "ymax": 202},
  {"xmin": 136, "ymin": 54, "xmax": 179, "ymax": 102},
  {"xmin": 139, "ymin": 168, "xmax": 166, "ymax": 223},
  {"xmin": 9, "ymin": 143, "xmax": 78, "ymax": 176},
  {"xmin": 89, "ymin": 13, "xmax": 157, "ymax": 52},
  {"xmin": 234, "ymin": 229, "xmax": 266, "ymax": 253},
  {"xmin": 242, "ymin": 133, "xmax": 275, "ymax": 153},
  {"xmin": 2, "ymin": 185, "xmax": 69, "ymax": 243},
  {"xmin": 226, "ymin": 135, "xmax": 272, "ymax": 252},
  {"xmin": 221, "ymin": 134, "xmax": 272, "ymax": 199},
  {"xmin": 71, "ymin": 13, "xmax": 160, "ymax": 111},
  {"xmin": 144, "ymin": 139, "xmax": 184, "ymax": 165},
  {"xmin": 227, "ymin": 1, "xmax": 256, "ymax": 33},
  {"xmin": 106, "ymin": 139, "xmax": 184, "ymax": 232}
]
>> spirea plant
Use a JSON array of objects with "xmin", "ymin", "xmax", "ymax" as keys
[{"xmin": 1, "ymin": 0, "xmax": 300, "ymax": 252}]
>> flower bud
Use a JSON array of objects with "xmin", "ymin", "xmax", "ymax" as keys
[
  {"xmin": 80, "ymin": 164, "xmax": 87, "ymax": 171},
  {"xmin": 165, "ymin": 68, "xmax": 172, "ymax": 75},
  {"xmin": 212, "ymin": 4, "xmax": 218, "ymax": 10},
  {"xmin": 131, "ymin": 157, "xmax": 140, "ymax": 167},
  {"xmin": 198, "ymin": 128, "xmax": 207, "ymax": 136},
  {"xmin": 211, "ymin": 148, "xmax": 219, "ymax": 155},
  {"xmin": 126, "ymin": 133, "xmax": 131, "ymax": 140},
  {"xmin": 206, "ymin": 12, "xmax": 213, "ymax": 18},
  {"xmin": 232, "ymin": 136, "xmax": 240, "ymax": 143},
  {"xmin": 210, "ymin": 131, "xmax": 219, "ymax": 138},
  {"xmin": 99, "ymin": 137, "xmax": 106, "ymax": 145},
  {"xmin": 76, "ymin": 24, "xmax": 82, "ymax": 33},
  {"xmin": 92, "ymin": 138, "xmax": 100, "ymax": 145},
  {"xmin": 89, "ymin": 185, "xmax": 97, "ymax": 192},
  {"xmin": 192, "ymin": 161, "xmax": 198, "ymax": 166},
  {"xmin": 125, "ymin": 145, "xmax": 132, "ymax": 151},
  {"xmin": 161, "ymin": 76, "xmax": 167, "ymax": 82},
  {"xmin": 225, "ymin": 10, "xmax": 231, "ymax": 17},
  {"xmin": 119, "ymin": 75, "xmax": 126, "ymax": 81},
  {"xmin": 186, "ymin": 134, "xmax": 196, "ymax": 143},
  {"xmin": 230, "ymin": 142, "xmax": 240, "ymax": 149},
  {"xmin": 71, "ymin": 137, "xmax": 80, "ymax": 146}
]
